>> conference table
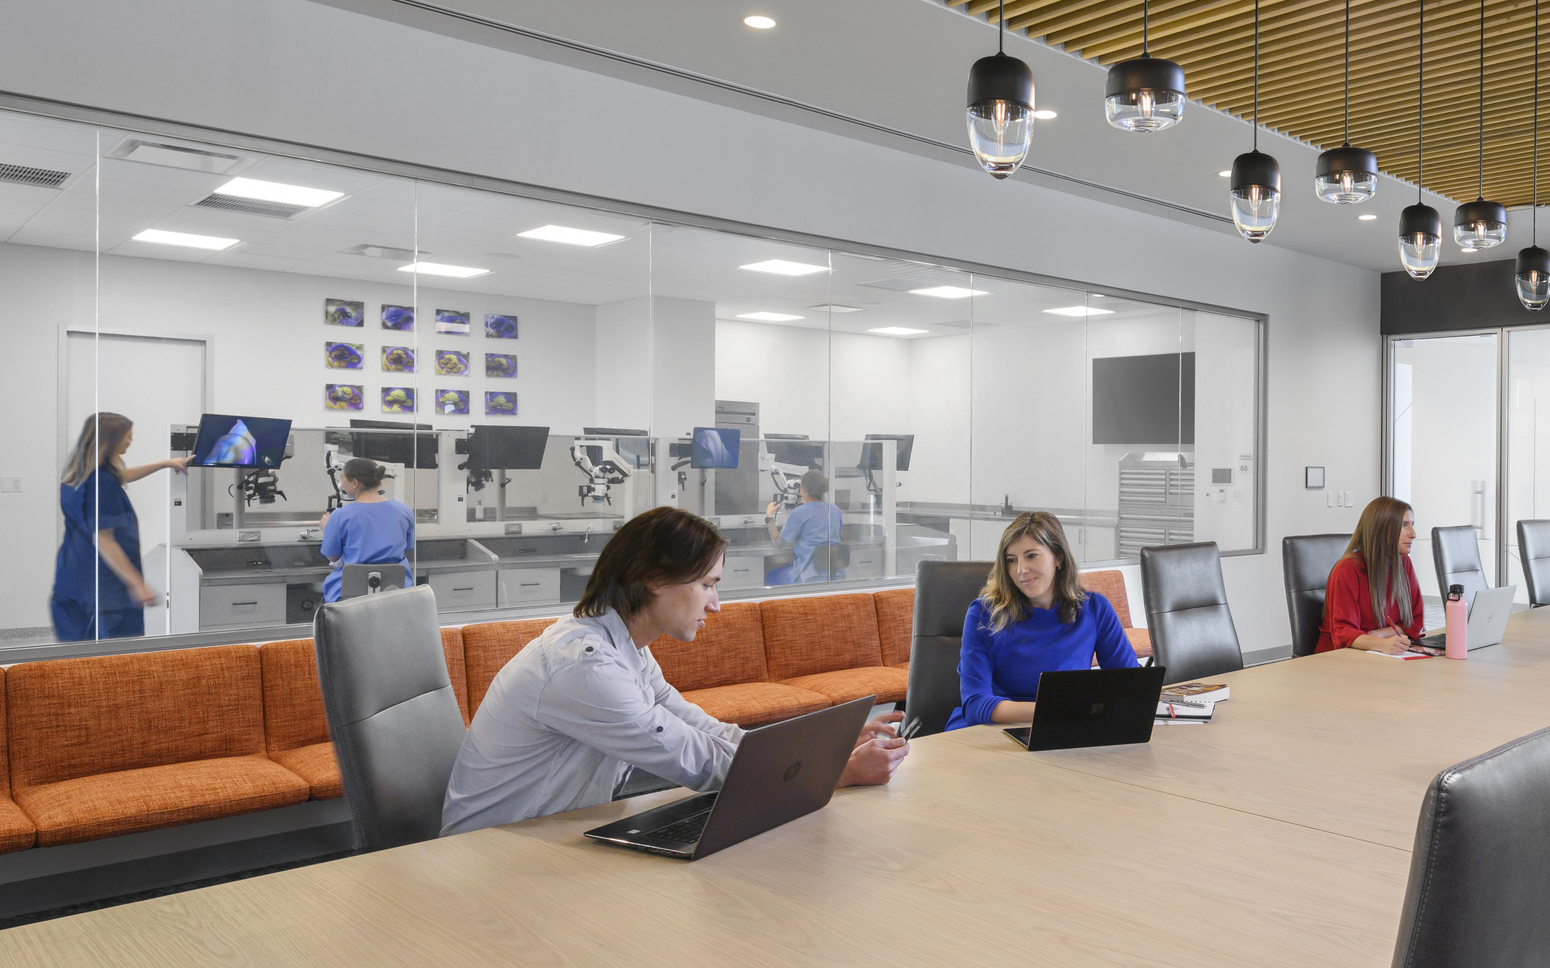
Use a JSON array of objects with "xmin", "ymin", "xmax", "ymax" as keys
[{"xmin": 9, "ymin": 609, "xmax": 1550, "ymax": 967}]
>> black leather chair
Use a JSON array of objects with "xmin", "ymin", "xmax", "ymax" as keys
[
  {"xmin": 1139, "ymin": 542, "xmax": 1244, "ymax": 684},
  {"xmin": 1391, "ymin": 725, "xmax": 1550, "ymax": 968},
  {"xmin": 1281, "ymin": 533, "xmax": 1350, "ymax": 657},
  {"xmin": 904, "ymin": 560, "xmax": 992, "ymax": 738},
  {"xmin": 1517, "ymin": 519, "xmax": 1550, "ymax": 606},
  {"xmin": 313, "ymin": 584, "xmax": 467, "ymax": 850},
  {"xmin": 1432, "ymin": 524, "xmax": 1487, "ymax": 609}
]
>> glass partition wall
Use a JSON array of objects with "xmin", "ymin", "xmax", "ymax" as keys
[{"xmin": 0, "ymin": 107, "xmax": 1263, "ymax": 650}]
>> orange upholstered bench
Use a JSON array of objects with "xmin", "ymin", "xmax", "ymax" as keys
[
  {"xmin": 461, "ymin": 617, "xmax": 556, "ymax": 715},
  {"xmin": 5, "ymin": 646, "xmax": 311, "ymax": 848},
  {"xmin": 0, "ymin": 669, "xmax": 37, "ymax": 854},
  {"xmin": 1078, "ymin": 569, "xmax": 1152, "ymax": 660},
  {"xmin": 257, "ymin": 629, "xmax": 471, "ymax": 802},
  {"xmin": 761, "ymin": 593, "xmax": 909, "ymax": 705}
]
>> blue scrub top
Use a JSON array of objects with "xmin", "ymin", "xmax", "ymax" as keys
[
  {"xmin": 321, "ymin": 499, "xmax": 416, "ymax": 602},
  {"xmin": 780, "ymin": 501, "xmax": 844, "ymax": 582},
  {"xmin": 53, "ymin": 467, "xmax": 140, "ymax": 611}
]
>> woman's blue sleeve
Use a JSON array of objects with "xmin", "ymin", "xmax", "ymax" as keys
[
  {"xmin": 1090, "ymin": 593, "xmax": 1140, "ymax": 669},
  {"xmin": 956, "ymin": 601, "xmax": 1005, "ymax": 728},
  {"xmin": 402, "ymin": 502, "xmax": 416, "ymax": 551},
  {"xmin": 320, "ymin": 508, "xmax": 346, "ymax": 559}
]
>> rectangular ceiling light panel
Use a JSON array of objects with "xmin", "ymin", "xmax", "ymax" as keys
[
  {"xmin": 398, "ymin": 261, "xmax": 490, "ymax": 278},
  {"xmin": 740, "ymin": 259, "xmax": 830, "ymax": 276},
  {"xmin": 132, "ymin": 228, "xmax": 239, "ymax": 250},
  {"xmin": 214, "ymin": 177, "xmax": 344, "ymax": 208},
  {"xmin": 517, "ymin": 224, "xmax": 625, "ymax": 246}
]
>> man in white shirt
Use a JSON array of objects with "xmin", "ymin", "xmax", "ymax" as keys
[{"xmin": 441, "ymin": 506, "xmax": 908, "ymax": 834}]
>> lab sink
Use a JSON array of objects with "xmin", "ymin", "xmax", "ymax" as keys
[{"xmin": 185, "ymin": 546, "xmax": 330, "ymax": 574}]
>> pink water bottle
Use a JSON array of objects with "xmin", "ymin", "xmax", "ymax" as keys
[{"xmin": 1444, "ymin": 584, "xmax": 1468, "ymax": 659}]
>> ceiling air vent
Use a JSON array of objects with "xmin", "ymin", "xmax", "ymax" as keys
[
  {"xmin": 0, "ymin": 163, "xmax": 71, "ymax": 189},
  {"xmin": 195, "ymin": 193, "xmax": 310, "ymax": 219},
  {"xmin": 341, "ymin": 243, "xmax": 422, "ymax": 261},
  {"xmin": 105, "ymin": 139, "xmax": 242, "ymax": 173}
]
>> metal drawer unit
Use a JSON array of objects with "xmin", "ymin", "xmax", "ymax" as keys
[
  {"xmin": 497, "ymin": 567, "xmax": 562, "ymax": 606},
  {"xmin": 200, "ymin": 582, "xmax": 286, "ymax": 629},
  {"xmin": 720, "ymin": 553, "xmax": 765, "ymax": 589},
  {"xmin": 1117, "ymin": 453, "xmax": 1195, "ymax": 558},
  {"xmin": 425, "ymin": 569, "xmax": 497, "ymax": 609}
]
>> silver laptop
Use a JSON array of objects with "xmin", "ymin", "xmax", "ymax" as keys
[
  {"xmin": 1419, "ymin": 584, "xmax": 1516, "ymax": 651},
  {"xmin": 583, "ymin": 695, "xmax": 873, "ymax": 860}
]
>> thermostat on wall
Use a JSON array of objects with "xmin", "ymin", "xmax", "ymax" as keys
[
  {"xmin": 1211, "ymin": 467, "xmax": 1233, "ymax": 485},
  {"xmin": 1305, "ymin": 466, "xmax": 1325, "ymax": 489}
]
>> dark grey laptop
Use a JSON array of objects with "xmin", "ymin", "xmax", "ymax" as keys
[
  {"xmin": 584, "ymin": 694, "xmax": 874, "ymax": 860},
  {"xmin": 1002, "ymin": 666, "xmax": 1166, "ymax": 751}
]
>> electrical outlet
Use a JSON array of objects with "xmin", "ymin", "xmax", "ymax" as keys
[
  {"xmin": 0, "ymin": 476, "xmax": 20, "ymax": 493},
  {"xmin": 1344, "ymin": 490, "xmax": 1354, "ymax": 506},
  {"xmin": 238, "ymin": 530, "xmax": 261, "ymax": 543},
  {"xmin": 1327, "ymin": 491, "xmax": 1334, "ymax": 508},
  {"xmin": 505, "ymin": 522, "xmax": 523, "ymax": 534}
]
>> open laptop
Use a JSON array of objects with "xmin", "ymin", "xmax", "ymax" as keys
[
  {"xmin": 584, "ymin": 694, "xmax": 874, "ymax": 860},
  {"xmin": 1003, "ymin": 666, "xmax": 1167, "ymax": 751},
  {"xmin": 1418, "ymin": 584, "xmax": 1517, "ymax": 651}
]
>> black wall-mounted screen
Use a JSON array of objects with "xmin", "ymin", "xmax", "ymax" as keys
[
  {"xmin": 861, "ymin": 433, "xmax": 915, "ymax": 472},
  {"xmin": 349, "ymin": 418, "xmax": 439, "ymax": 469},
  {"xmin": 1091, "ymin": 353, "xmax": 1195, "ymax": 445},
  {"xmin": 466, "ymin": 425, "xmax": 551, "ymax": 470},
  {"xmin": 690, "ymin": 427, "xmax": 740, "ymax": 469},
  {"xmin": 190, "ymin": 414, "xmax": 292, "ymax": 468}
]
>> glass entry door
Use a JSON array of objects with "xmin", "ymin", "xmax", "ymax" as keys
[{"xmin": 1389, "ymin": 333, "xmax": 1500, "ymax": 609}]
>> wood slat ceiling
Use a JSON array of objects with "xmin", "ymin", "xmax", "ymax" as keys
[{"xmin": 948, "ymin": 0, "xmax": 1547, "ymax": 207}]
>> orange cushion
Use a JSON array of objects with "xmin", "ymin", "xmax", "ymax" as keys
[
  {"xmin": 762, "ymin": 594, "xmax": 884, "ymax": 681},
  {"xmin": 1080, "ymin": 570, "xmax": 1133, "ymax": 628},
  {"xmin": 14, "ymin": 754, "xmax": 310, "ymax": 847},
  {"xmin": 1125, "ymin": 627, "xmax": 1153, "ymax": 660},
  {"xmin": 260, "ymin": 639, "xmax": 330, "ymax": 754},
  {"xmin": 269, "ymin": 743, "xmax": 343, "ymax": 800},
  {"xmin": 462, "ymin": 618, "xmax": 557, "ymax": 715},
  {"xmin": 650, "ymin": 602, "xmax": 767, "ymax": 692},
  {"xmin": 0, "ymin": 796, "xmax": 34, "ymax": 854},
  {"xmin": 680, "ymin": 683, "xmax": 832, "ymax": 727},
  {"xmin": 440, "ymin": 627, "xmax": 470, "ymax": 726},
  {"xmin": 873, "ymin": 588, "xmax": 913, "ymax": 666},
  {"xmin": 7, "ymin": 645, "xmax": 266, "ymax": 790},
  {"xmin": 780, "ymin": 666, "xmax": 908, "ymax": 705}
]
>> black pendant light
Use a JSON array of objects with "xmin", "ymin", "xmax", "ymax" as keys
[
  {"xmin": 966, "ymin": 0, "xmax": 1034, "ymax": 179},
  {"xmin": 1454, "ymin": 0, "xmax": 1508, "ymax": 249},
  {"xmin": 1399, "ymin": 0, "xmax": 1441, "ymax": 280},
  {"xmin": 1518, "ymin": 0, "xmax": 1550, "ymax": 310},
  {"xmin": 1104, "ymin": 0, "xmax": 1186, "ymax": 132},
  {"xmin": 1315, "ymin": 0, "xmax": 1378, "ymax": 203},
  {"xmin": 1230, "ymin": 0, "xmax": 1279, "ymax": 242}
]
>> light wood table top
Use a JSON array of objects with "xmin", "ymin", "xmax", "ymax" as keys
[{"xmin": 8, "ymin": 610, "xmax": 1550, "ymax": 967}]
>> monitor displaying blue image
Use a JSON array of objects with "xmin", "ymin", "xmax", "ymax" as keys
[
  {"xmin": 190, "ymin": 413, "xmax": 292, "ymax": 468},
  {"xmin": 690, "ymin": 427, "xmax": 740, "ymax": 469}
]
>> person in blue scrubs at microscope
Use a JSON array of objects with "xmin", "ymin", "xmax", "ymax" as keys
[
  {"xmin": 319, "ymin": 458, "xmax": 416, "ymax": 602},
  {"xmin": 764, "ymin": 470, "xmax": 846, "ymax": 584},
  {"xmin": 51, "ymin": 412, "xmax": 190, "ymax": 642}
]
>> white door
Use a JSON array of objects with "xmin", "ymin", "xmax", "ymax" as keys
[{"xmin": 65, "ymin": 332, "xmax": 207, "ymax": 587}]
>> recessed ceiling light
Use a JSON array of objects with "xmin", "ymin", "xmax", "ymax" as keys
[
  {"xmin": 1088, "ymin": 293, "xmax": 1105, "ymax": 298},
  {"xmin": 1358, "ymin": 213, "xmax": 1378, "ymax": 221},
  {"xmin": 1043, "ymin": 305, "xmax": 1115, "ymax": 317},
  {"xmin": 1218, "ymin": 170, "xmax": 1232, "ymax": 178},
  {"xmin": 740, "ymin": 259, "xmax": 830, "ymax": 276},
  {"xmin": 909, "ymin": 285, "xmax": 987, "ymax": 299},
  {"xmin": 214, "ymin": 177, "xmax": 343, "ymax": 208},
  {"xmin": 869, "ymin": 326, "xmax": 929, "ymax": 336},
  {"xmin": 517, "ymin": 224, "xmax": 625, "ymax": 247},
  {"xmin": 398, "ymin": 262, "xmax": 490, "ymax": 278},
  {"xmin": 806, "ymin": 303, "xmax": 865, "ymax": 314},
  {"xmin": 737, "ymin": 311, "xmax": 804, "ymax": 322},
  {"xmin": 131, "ymin": 228, "xmax": 238, "ymax": 250},
  {"xmin": 1032, "ymin": 109, "xmax": 1058, "ymax": 120},
  {"xmin": 744, "ymin": 14, "xmax": 776, "ymax": 29}
]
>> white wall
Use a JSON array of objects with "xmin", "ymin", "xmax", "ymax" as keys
[{"xmin": 0, "ymin": 0, "xmax": 1386, "ymax": 650}]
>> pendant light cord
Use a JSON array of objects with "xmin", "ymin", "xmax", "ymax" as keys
[
  {"xmin": 1343, "ymin": 0, "xmax": 1351, "ymax": 143},
  {"xmin": 1418, "ymin": 0, "xmax": 1425, "ymax": 202},
  {"xmin": 1477, "ymin": 0, "xmax": 1485, "ymax": 199},
  {"xmin": 1252, "ymin": 0, "xmax": 1260, "ymax": 149},
  {"xmin": 998, "ymin": 0, "xmax": 1004, "ymax": 54},
  {"xmin": 1536, "ymin": 0, "xmax": 1541, "ymax": 245},
  {"xmin": 1142, "ymin": 0, "xmax": 1150, "ymax": 56}
]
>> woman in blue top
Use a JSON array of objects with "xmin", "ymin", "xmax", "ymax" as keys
[
  {"xmin": 764, "ymin": 470, "xmax": 845, "ymax": 584},
  {"xmin": 51, "ymin": 412, "xmax": 190, "ymax": 642},
  {"xmin": 319, "ymin": 458, "xmax": 416, "ymax": 603},
  {"xmin": 945, "ymin": 510, "xmax": 1138, "ymax": 730}
]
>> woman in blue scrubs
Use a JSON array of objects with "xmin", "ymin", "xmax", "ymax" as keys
[
  {"xmin": 945, "ymin": 510, "xmax": 1139, "ymax": 730},
  {"xmin": 51, "ymin": 412, "xmax": 190, "ymax": 642},
  {"xmin": 319, "ymin": 458, "xmax": 416, "ymax": 602},
  {"xmin": 763, "ymin": 470, "xmax": 845, "ymax": 584}
]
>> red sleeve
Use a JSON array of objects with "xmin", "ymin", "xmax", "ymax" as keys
[
  {"xmin": 1321, "ymin": 557, "xmax": 1369, "ymax": 651},
  {"xmin": 1403, "ymin": 556, "xmax": 1425, "ymax": 639}
]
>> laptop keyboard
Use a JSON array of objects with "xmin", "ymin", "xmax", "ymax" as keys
[{"xmin": 650, "ymin": 809, "xmax": 712, "ymax": 844}]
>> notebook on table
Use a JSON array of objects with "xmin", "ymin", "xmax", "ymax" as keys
[
  {"xmin": 1003, "ymin": 666, "xmax": 1167, "ymax": 751},
  {"xmin": 1418, "ymin": 584, "xmax": 1516, "ymax": 652},
  {"xmin": 583, "ymin": 694, "xmax": 874, "ymax": 860}
]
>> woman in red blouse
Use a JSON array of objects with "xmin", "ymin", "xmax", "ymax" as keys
[{"xmin": 1316, "ymin": 496, "xmax": 1424, "ymax": 654}]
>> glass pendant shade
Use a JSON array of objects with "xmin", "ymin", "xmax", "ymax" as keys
[
  {"xmin": 1229, "ymin": 150, "xmax": 1280, "ymax": 242},
  {"xmin": 1314, "ymin": 144, "xmax": 1378, "ymax": 204},
  {"xmin": 1104, "ymin": 55, "xmax": 1186, "ymax": 132},
  {"xmin": 966, "ymin": 52, "xmax": 1035, "ymax": 178},
  {"xmin": 1398, "ymin": 203, "xmax": 1442, "ymax": 279},
  {"xmin": 1453, "ymin": 198, "xmax": 1508, "ymax": 249},
  {"xmin": 1518, "ymin": 246, "xmax": 1550, "ymax": 311}
]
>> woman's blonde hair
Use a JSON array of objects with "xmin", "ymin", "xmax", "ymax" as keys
[
  {"xmin": 61, "ymin": 412, "xmax": 132, "ymax": 486},
  {"xmin": 979, "ymin": 510, "xmax": 1086, "ymax": 631},
  {"xmin": 1345, "ymin": 496, "xmax": 1415, "ymax": 627}
]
